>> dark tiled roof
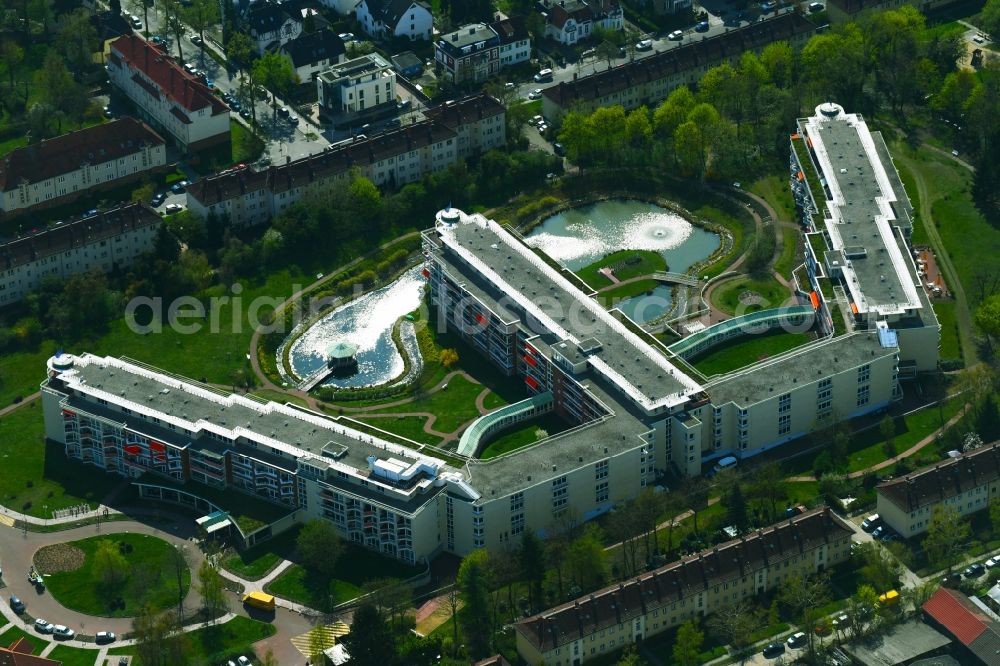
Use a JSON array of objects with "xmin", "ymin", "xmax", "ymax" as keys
[
  {"xmin": 189, "ymin": 119, "xmax": 458, "ymax": 205},
  {"xmin": 249, "ymin": 3, "xmax": 294, "ymax": 35},
  {"xmin": 877, "ymin": 442, "xmax": 1000, "ymax": 513},
  {"xmin": 547, "ymin": 1, "xmax": 593, "ymax": 29},
  {"xmin": 424, "ymin": 93, "xmax": 505, "ymax": 128},
  {"xmin": 0, "ymin": 203, "xmax": 161, "ymax": 271},
  {"xmin": 110, "ymin": 35, "xmax": 228, "ymax": 116},
  {"xmin": 541, "ymin": 12, "xmax": 814, "ymax": 108},
  {"xmin": 0, "ymin": 118, "xmax": 165, "ymax": 193},
  {"xmin": 516, "ymin": 506, "xmax": 853, "ymax": 653},
  {"xmin": 490, "ymin": 16, "xmax": 528, "ymax": 44},
  {"xmin": 361, "ymin": 0, "xmax": 430, "ymax": 26},
  {"xmin": 280, "ymin": 29, "xmax": 345, "ymax": 68}
]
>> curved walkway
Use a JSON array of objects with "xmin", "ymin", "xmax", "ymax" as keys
[{"xmin": 785, "ymin": 403, "xmax": 970, "ymax": 482}]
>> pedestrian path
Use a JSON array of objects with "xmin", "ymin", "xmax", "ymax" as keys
[{"xmin": 39, "ymin": 642, "xmax": 56, "ymax": 657}]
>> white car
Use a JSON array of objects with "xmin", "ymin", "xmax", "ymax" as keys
[
  {"xmin": 667, "ymin": 30, "xmax": 684, "ymax": 40},
  {"xmin": 985, "ymin": 556, "xmax": 1000, "ymax": 568},
  {"xmin": 786, "ymin": 631, "xmax": 807, "ymax": 648},
  {"xmin": 237, "ymin": 657, "xmax": 252, "ymax": 666},
  {"xmin": 164, "ymin": 203, "xmax": 183, "ymax": 214},
  {"xmin": 528, "ymin": 89, "xmax": 543, "ymax": 100},
  {"xmin": 34, "ymin": 618, "xmax": 54, "ymax": 633},
  {"xmin": 52, "ymin": 625, "xmax": 75, "ymax": 640},
  {"xmin": 95, "ymin": 631, "xmax": 117, "ymax": 644},
  {"xmin": 529, "ymin": 115, "xmax": 543, "ymax": 126}
]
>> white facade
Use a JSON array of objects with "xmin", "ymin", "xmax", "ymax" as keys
[
  {"xmin": 108, "ymin": 35, "xmax": 230, "ymax": 152},
  {"xmin": 0, "ymin": 205, "xmax": 162, "ymax": 305},
  {"xmin": 316, "ymin": 53, "xmax": 396, "ymax": 116},
  {"xmin": 248, "ymin": 7, "xmax": 302, "ymax": 54},
  {"xmin": 498, "ymin": 32, "xmax": 531, "ymax": 67},
  {"xmin": 356, "ymin": 0, "xmax": 432, "ymax": 41}
]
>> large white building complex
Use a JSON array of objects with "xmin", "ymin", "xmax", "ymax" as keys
[
  {"xmin": 108, "ymin": 35, "xmax": 231, "ymax": 152},
  {"xmin": 790, "ymin": 103, "xmax": 940, "ymax": 377}
]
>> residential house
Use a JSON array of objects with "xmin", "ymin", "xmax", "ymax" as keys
[
  {"xmin": 923, "ymin": 587, "xmax": 1000, "ymax": 665},
  {"xmin": 108, "ymin": 35, "xmax": 230, "ymax": 152},
  {"xmin": 279, "ymin": 28, "xmax": 346, "ymax": 82},
  {"xmin": 539, "ymin": 0, "xmax": 622, "ymax": 45},
  {"xmin": 355, "ymin": 0, "xmax": 432, "ymax": 41},
  {"xmin": 187, "ymin": 94, "xmax": 505, "ymax": 226},
  {"xmin": 0, "ymin": 118, "xmax": 166, "ymax": 216},
  {"xmin": 316, "ymin": 53, "xmax": 396, "ymax": 122},
  {"xmin": 876, "ymin": 442, "xmax": 1000, "ymax": 538},
  {"xmin": 435, "ymin": 23, "xmax": 501, "ymax": 85},
  {"xmin": 515, "ymin": 507, "xmax": 854, "ymax": 665},
  {"xmin": 491, "ymin": 17, "xmax": 531, "ymax": 68},
  {"xmin": 248, "ymin": 2, "xmax": 302, "ymax": 53},
  {"xmin": 541, "ymin": 12, "xmax": 815, "ymax": 119},
  {"xmin": 0, "ymin": 203, "xmax": 162, "ymax": 306}
]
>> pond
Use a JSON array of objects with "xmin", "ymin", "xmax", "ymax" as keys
[
  {"xmin": 613, "ymin": 284, "xmax": 674, "ymax": 324},
  {"xmin": 288, "ymin": 267, "xmax": 425, "ymax": 389},
  {"xmin": 525, "ymin": 199, "xmax": 720, "ymax": 274}
]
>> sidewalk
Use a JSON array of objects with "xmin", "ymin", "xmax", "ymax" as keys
[{"xmin": 217, "ymin": 559, "xmax": 322, "ymax": 618}]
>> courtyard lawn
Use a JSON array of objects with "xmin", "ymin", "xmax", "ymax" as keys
[
  {"xmin": 360, "ymin": 374, "xmax": 484, "ymax": 433},
  {"xmin": 774, "ymin": 226, "xmax": 801, "ymax": 279},
  {"xmin": 222, "ymin": 526, "xmax": 300, "ymax": 580},
  {"xmin": 47, "ymin": 645, "xmax": 98, "ymax": 666},
  {"xmin": 481, "ymin": 391, "xmax": 508, "ymax": 411},
  {"xmin": 108, "ymin": 616, "xmax": 275, "ymax": 664},
  {"xmin": 0, "ymin": 403, "xmax": 122, "ymax": 518},
  {"xmin": 749, "ymin": 174, "xmax": 797, "ymax": 223},
  {"xmin": 39, "ymin": 533, "xmax": 191, "ymax": 617},
  {"xmin": 0, "ymin": 626, "xmax": 45, "ymax": 654},
  {"xmin": 690, "ymin": 330, "xmax": 812, "ymax": 377},
  {"xmin": 350, "ymin": 415, "xmax": 446, "ymax": 446},
  {"xmin": 265, "ymin": 543, "xmax": 422, "ymax": 610},
  {"xmin": 934, "ymin": 301, "xmax": 963, "ymax": 364},
  {"xmin": 596, "ymin": 279, "xmax": 661, "ymax": 305},
  {"xmin": 478, "ymin": 413, "xmax": 572, "ymax": 460},
  {"xmin": 710, "ymin": 275, "xmax": 794, "ymax": 316},
  {"xmin": 575, "ymin": 250, "xmax": 667, "ymax": 290}
]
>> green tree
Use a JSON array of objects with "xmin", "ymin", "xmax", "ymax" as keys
[
  {"xmin": 974, "ymin": 293, "xmax": 1000, "ymax": 351},
  {"xmin": 185, "ymin": 0, "xmax": 220, "ymax": 57},
  {"xmin": 800, "ymin": 24, "xmax": 867, "ymax": 111},
  {"xmin": 857, "ymin": 541, "xmax": 901, "ymax": 592},
  {"xmin": 673, "ymin": 619, "xmax": 704, "ymax": 666},
  {"xmin": 981, "ymin": 0, "xmax": 1000, "ymax": 42},
  {"xmin": 520, "ymin": 531, "xmax": 546, "ymax": 611},
  {"xmin": 132, "ymin": 607, "xmax": 182, "ymax": 666},
  {"xmin": 846, "ymin": 584, "xmax": 880, "ymax": 639},
  {"xmin": 340, "ymin": 603, "xmax": 396, "ymax": 666},
  {"xmin": 196, "ymin": 559, "xmax": 227, "ymax": 620},
  {"xmin": 924, "ymin": 504, "xmax": 970, "ymax": 571},
  {"xmin": 725, "ymin": 482, "xmax": 749, "ymax": 534},
  {"xmin": 296, "ymin": 520, "xmax": 344, "ymax": 580},
  {"xmin": 58, "ymin": 8, "xmax": 98, "ymax": 72},
  {"xmin": 879, "ymin": 415, "xmax": 897, "ymax": 457},
  {"xmin": 253, "ymin": 51, "xmax": 297, "ymax": 118},
  {"xmin": 160, "ymin": 0, "xmax": 186, "ymax": 61},
  {"xmin": 34, "ymin": 53, "xmax": 86, "ymax": 132},
  {"xmin": 307, "ymin": 624, "xmax": 333, "ymax": 664},
  {"xmin": 780, "ymin": 573, "xmax": 831, "ymax": 659},
  {"xmin": 1, "ymin": 39, "xmax": 23, "ymax": 94},
  {"xmin": 458, "ymin": 549, "xmax": 493, "ymax": 658},
  {"xmin": 708, "ymin": 602, "xmax": 760, "ymax": 659},
  {"xmin": 566, "ymin": 523, "xmax": 608, "ymax": 592},
  {"xmin": 93, "ymin": 539, "xmax": 131, "ymax": 597}
]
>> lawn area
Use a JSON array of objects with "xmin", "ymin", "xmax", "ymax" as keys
[
  {"xmin": 47, "ymin": 645, "xmax": 99, "ymax": 666},
  {"xmin": 265, "ymin": 543, "xmax": 421, "ymax": 610},
  {"xmin": 360, "ymin": 374, "xmax": 485, "ymax": 433},
  {"xmin": 574, "ymin": 250, "xmax": 667, "ymax": 290},
  {"xmin": 0, "ymin": 134, "xmax": 28, "ymax": 157},
  {"xmin": 350, "ymin": 415, "xmax": 446, "ymax": 446},
  {"xmin": 0, "ymin": 403, "xmax": 122, "ymax": 517},
  {"xmin": 640, "ymin": 623, "xmax": 728, "ymax": 665},
  {"xmin": 481, "ymin": 390, "xmax": 508, "ymax": 411},
  {"xmin": 108, "ymin": 616, "xmax": 275, "ymax": 664},
  {"xmin": 750, "ymin": 174, "xmax": 797, "ymax": 223},
  {"xmin": 0, "ymin": 626, "xmax": 45, "ymax": 655},
  {"xmin": 190, "ymin": 120, "xmax": 264, "ymax": 175},
  {"xmin": 690, "ymin": 330, "xmax": 812, "ymax": 377},
  {"xmin": 38, "ymin": 533, "xmax": 191, "ymax": 617},
  {"xmin": 596, "ymin": 278, "xmax": 661, "ymax": 304},
  {"xmin": 222, "ymin": 525, "xmax": 300, "ymax": 580},
  {"xmin": 934, "ymin": 301, "xmax": 963, "ymax": 363},
  {"xmin": 478, "ymin": 413, "xmax": 571, "ymax": 460},
  {"xmin": 774, "ymin": 226, "xmax": 801, "ymax": 279},
  {"xmin": 709, "ymin": 275, "xmax": 794, "ymax": 315}
]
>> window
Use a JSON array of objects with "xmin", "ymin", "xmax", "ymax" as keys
[
  {"xmin": 778, "ymin": 392, "xmax": 791, "ymax": 414},
  {"xmin": 858, "ymin": 364, "xmax": 871, "ymax": 384},
  {"xmin": 596, "ymin": 481, "xmax": 609, "ymax": 503},
  {"xmin": 856, "ymin": 384, "xmax": 870, "ymax": 407},
  {"xmin": 778, "ymin": 414, "xmax": 791, "ymax": 435},
  {"xmin": 595, "ymin": 459, "xmax": 608, "ymax": 480}
]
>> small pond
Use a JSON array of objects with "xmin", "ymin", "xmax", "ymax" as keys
[
  {"xmin": 613, "ymin": 284, "xmax": 674, "ymax": 324},
  {"xmin": 288, "ymin": 267, "xmax": 424, "ymax": 388}
]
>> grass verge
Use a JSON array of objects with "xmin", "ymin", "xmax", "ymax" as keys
[{"xmin": 690, "ymin": 330, "xmax": 812, "ymax": 377}]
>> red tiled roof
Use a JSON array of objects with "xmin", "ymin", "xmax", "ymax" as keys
[
  {"xmin": 0, "ymin": 638, "xmax": 62, "ymax": 666},
  {"xmin": 110, "ymin": 35, "xmax": 228, "ymax": 116},
  {"xmin": 877, "ymin": 442, "xmax": 1000, "ymax": 513},
  {"xmin": 548, "ymin": 2, "xmax": 592, "ymax": 29},
  {"xmin": 0, "ymin": 118, "xmax": 165, "ymax": 192},
  {"xmin": 923, "ymin": 588, "xmax": 991, "ymax": 646}
]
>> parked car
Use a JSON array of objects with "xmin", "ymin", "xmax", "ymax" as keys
[
  {"xmin": 786, "ymin": 631, "xmax": 807, "ymax": 648},
  {"xmin": 95, "ymin": 631, "xmax": 117, "ymax": 644},
  {"xmin": 809, "ymin": 2, "xmax": 824, "ymax": 11},
  {"xmin": 831, "ymin": 613, "xmax": 849, "ymax": 629},
  {"xmin": 237, "ymin": 657, "xmax": 252, "ymax": 666},
  {"xmin": 52, "ymin": 625, "xmax": 75, "ymax": 640},
  {"xmin": 635, "ymin": 39, "xmax": 653, "ymax": 50},
  {"xmin": 239, "ymin": 108, "xmax": 251, "ymax": 120},
  {"xmin": 760, "ymin": 1, "xmax": 777, "ymax": 11},
  {"xmin": 183, "ymin": 62, "xmax": 195, "ymax": 73},
  {"xmin": 85, "ymin": 208, "xmax": 98, "ymax": 217},
  {"xmin": 941, "ymin": 571, "xmax": 962, "ymax": 587},
  {"xmin": 580, "ymin": 47, "xmax": 596, "ymax": 58},
  {"xmin": 762, "ymin": 642, "xmax": 785, "ymax": 658},
  {"xmin": 191, "ymin": 35, "xmax": 203, "ymax": 46},
  {"xmin": 151, "ymin": 191, "xmax": 166, "ymax": 207},
  {"xmin": 278, "ymin": 106, "xmax": 290, "ymax": 117},
  {"xmin": 861, "ymin": 514, "xmax": 880, "ymax": 532},
  {"xmin": 553, "ymin": 142, "xmax": 566, "ymax": 157},
  {"xmin": 528, "ymin": 89, "xmax": 542, "ymax": 100},
  {"xmin": 694, "ymin": 20, "xmax": 709, "ymax": 32},
  {"xmin": 985, "ymin": 556, "xmax": 1000, "ymax": 568},
  {"xmin": 667, "ymin": 30, "xmax": 683, "ymax": 40},
  {"xmin": 130, "ymin": 15, "xmax": 142, "ymax": 28},
  {"xmin": 9, "ymin": 596, "xmax": 24, "ymax": 613},
  {"xmin": 34, "ymin": 618, "xmax": 54, "ymax": 633},
  {"xmin": 965, "ymin": 563, "xmax": 986, "ymax": 578},
  {"xmin": 338, "ymin": 32, "xmax": 355, "ymax": 41},
  {"xmin": 165, "ymin": 203, "xmax": 183, "ymax": 214},
  {"xmin": 533, "ymin": 68, "xmax": 553, "ymax": 82},
  {"xmin": 871, "ymin": 525, "xmax": 884, "ymax": 539},
  {"xmin": 103, "ymin": 105, "xmax": 113, "ymax": 118},
  {"xmin": 170, "ymin": 180, "xmax": 189, "ymax": 193}
]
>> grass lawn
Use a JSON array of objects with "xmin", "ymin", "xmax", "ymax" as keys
[
  {"xmin": 642, "ymin": 623, "xmax": 727, "ymax": 665},
  {"xmin": 47, "ymin": 645, "xmax": 99, "ymax": 666},
  {"xmin": 222, "ymin": 525, "xmax": 300, "ymax": 580},
  {"xmin": 0, "ymin": 134, "xmax": 28, "ymax": 157},
  {"xmin": 478, "ymin": 413, "xmax": 571, "ymax": 460},
  {"xmin": 265, "ymin": 543, "xmax": 421, "ymax": 610},
  {"xmin": 247, "ymin": 389, "xmax": 312, "ymax": 409},
  {"xmin": 934, "ymin": 301, "xmax": 963, "ymax": 363},
  {"xmin": 575, "ymin": 250, "xmax": 667, "ymax": 290},
  {"xmin": 361, "ymin": 374, "xmax": 484, "ymax": 433},
  {"xmin": 108, "ymin": 616, "xmax": 275, "ymax": 664},
  {"xmin": 39, "ymin": 533, "xmax": 191, "ymax": 617},
  {"xmin": 774, "ymin": 226, "xmax": 801, "ymax": 279},
  {"xmin": 190, "ymin": 120, "xmax": 264, "ymax": 175},
  {"xmin": 481, "ymin": 391, "xmax": 508, "ymax": 411},
  {"xmin": 690, "ymin": 330, "xmax": 811, "ymax": 377},
  {"xmin": 350, "ymin": 415, "xmax": 446, "ymax": 446},
  {"xmin": 750, "ymin": 174, "xmax": 797, "ymax": 223},
  {"xmin": 710, "ymin": 275, "xmax": 794, "ymax": 316},
  {"xmin": 0, "ymin": 626, "xmax": 45, "ymax": 654},
  {"xmin": 0, "ymin": 403, "xmax": 122, "ymax": 517},
  {"xmin": 596, "ymin": 279, "xmax": 661, "ymax": 304}
]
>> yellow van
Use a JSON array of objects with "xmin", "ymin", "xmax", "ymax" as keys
[
  {"xmin": 242, "ymin": 591, "xmax": 276, "ymax": 612},
  {"xmin": 878, "ymin": 590, "xmax": 899, "ymax": 606}
]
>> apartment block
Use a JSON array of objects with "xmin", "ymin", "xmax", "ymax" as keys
[
  {"xmin": 791, "ymin": 103, "xmax": 939, "ymax": 375},
  {"xmin": 108, "ymin": 35, "xmax": 230, "ymax": 152},
  {"xmin": 0, "ymin": 118, "xmax": 166, "ymax": 216},
  {"xmin": 188, "ymin": 94, "xmax": 504, "ymax": 226},
  {"xmin": 436, "ymin": 19, "xmax": 531, "ymax": 84},
  {"xmin": 541, "ymin": 12, "xmax": 814, "ymax": 119},
  {"xmin": 515, "ymin": 507, "xmax": 854, "ymax": 665},
  {"xmin": 317, "ymin": 53, "xmax": 397, "ymax": 121},
  {"xmin": 877, "ymin": 442, "xmax": 1000, "ymax": 538},
  {"xmin": 0, "ymin": 203, "xmax": 162, "ymax": 305}
]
